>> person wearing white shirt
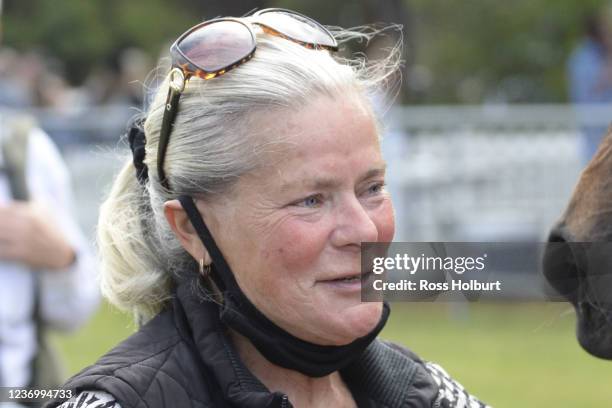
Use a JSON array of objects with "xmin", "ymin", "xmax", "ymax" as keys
[{"xmin": 0, "ymin": 117, "xmax": 100, "ymax": 390}]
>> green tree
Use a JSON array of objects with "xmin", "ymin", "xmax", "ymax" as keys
[
  {"xmin": 3, "ymin": 0, "xmax": 606, "ymax": 102},
  {"xmin": 408, "ymin": 0, "xmax": 604, "ymax": 103},
  {"xmin": 3, "ymin": 0, "xmax": 196, "ymax": 84}
]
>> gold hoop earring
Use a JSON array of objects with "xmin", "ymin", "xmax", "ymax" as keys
[{"xmin": 199, "ymin": 258, "xmax": 211, "ymax": 278}]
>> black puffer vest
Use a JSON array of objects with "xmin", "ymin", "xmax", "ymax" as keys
[{"xmin": 45, "ymin": 280, "xmax": 440, "ymax": 408}]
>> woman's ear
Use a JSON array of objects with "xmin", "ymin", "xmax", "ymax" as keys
[{"xmin": 164, "ymin": 199, "xmax": 212, "ymax": 264}]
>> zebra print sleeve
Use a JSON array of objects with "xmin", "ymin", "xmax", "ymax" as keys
[
  {"xmin": 425, "ymin": 362, "xmax": 492, "ymax": 408},
  {"xmin": 55, "ymin": 390, "xmax": 122, "ymax": 408}
]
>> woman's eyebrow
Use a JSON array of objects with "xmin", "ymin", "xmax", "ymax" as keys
[
  {"xmin": 359, "ymin": 166, "xmax": 387, "ymax": 182},
  {"xmin": 281, "ymin": 165, "xmax": 387, "ymax": 192},
  {"xmin": 298, "ymin": 177, "xmax": 342, "ymax": 191}
]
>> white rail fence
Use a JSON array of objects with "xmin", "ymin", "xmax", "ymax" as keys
[{"xmin": 385, "ymin": 104, "xmax": 612, "ymax": 242}]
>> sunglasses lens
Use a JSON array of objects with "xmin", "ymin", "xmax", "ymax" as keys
[
  {"xmin": 178, "ymin": 20, "xmax": 255, "ymax": 73},
  {"xmin": 256, "ymin": 11, "xmax": 336, "ymax": 49}
]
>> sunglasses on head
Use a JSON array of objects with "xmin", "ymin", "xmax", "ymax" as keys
[{"xmin": 157, "ymin": 8, "xmax": 339, "ymax": 190}]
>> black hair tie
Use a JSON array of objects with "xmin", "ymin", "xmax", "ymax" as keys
[{"xmin": 127, "ymin": 118, "xmax": 149, "ymax": 185}]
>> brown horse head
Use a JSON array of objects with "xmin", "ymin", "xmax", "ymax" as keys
[{"xmin": 544, "ymin": 128, "xmax": 612, "ymax": 359}]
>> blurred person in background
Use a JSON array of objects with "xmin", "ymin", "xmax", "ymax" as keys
[
  {"xmin": 0, "ymin": 0, "xmax": 99, "ymax": 398},
  {"xmin": 86, "ymin": 46, "xmax": 153, "ymax": 107},
  {"xmin": 0, "ymin": 47, "xmax": 30, "ymax": 108},
  {"xmin": 567, "ymin": 7, "xmax": 612, "ymax": 161}
]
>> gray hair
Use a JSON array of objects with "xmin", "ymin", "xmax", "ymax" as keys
[{"xmin": 97, "ymin": 26, "xmax": 402, "ymax": 321}]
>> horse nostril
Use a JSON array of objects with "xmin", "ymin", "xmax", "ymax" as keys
[
  {"xmin": 543, "ymin": 226, "xmax": 579, "ymax": 301},
  {"xmin": 547, "ymin": 227, "xmax": 567, "ymax": 243}
]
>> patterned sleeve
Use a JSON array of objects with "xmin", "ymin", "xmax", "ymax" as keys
[
  {"xmin": 55, "ymin": 391, "xmax": 122, "ymax": 408},
  {"xmin": 424, "ymin": 362, "xmax": 492, "ymax": 408}
]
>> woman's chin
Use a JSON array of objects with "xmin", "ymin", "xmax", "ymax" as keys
[{"xmin": 326, "ymin": 301, "xmax": 383, "ymax": 345}]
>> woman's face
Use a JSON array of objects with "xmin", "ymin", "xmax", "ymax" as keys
[{"xmin": 200, "ymin": 95, "xmax": 395, "ymax": 345}]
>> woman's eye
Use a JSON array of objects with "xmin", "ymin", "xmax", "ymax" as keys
[
  {"xmin": 296, "ymin": 194, "xmax": 323, "ymax": 208},
  {"xmin": 367, "ymin": 182, "xmax": 386, "ymax": 195}
]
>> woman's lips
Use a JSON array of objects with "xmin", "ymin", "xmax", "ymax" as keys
[
  {"xmin": 319, "ymin": 272, "xmax": 362, "ymax": 282},
  {"xmin": 318, "ymin": 271, "xmax": 372, "ymax": 292}
]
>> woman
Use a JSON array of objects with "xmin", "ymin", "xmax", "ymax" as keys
[{"xmin": 48, "ymin": 9, "xmax": 488, "ymax": 408}]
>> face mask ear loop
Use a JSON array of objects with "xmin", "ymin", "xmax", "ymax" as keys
[{"xmin": 177, "ymin": 195, "xmax": 237, "ymax": 293}]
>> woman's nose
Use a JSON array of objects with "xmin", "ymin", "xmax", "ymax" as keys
[{"xmin": 330, "ymin": 196, "xmax": 379, "ymax": 248}]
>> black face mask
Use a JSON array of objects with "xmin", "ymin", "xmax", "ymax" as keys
[{"xmin": 177, "ymin": 195, "xmax": 390, "ymax": 378}]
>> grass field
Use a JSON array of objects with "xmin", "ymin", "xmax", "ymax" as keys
[{"xmin": 52, "ymin": 302, "xmax": 612, "ymax": 407}]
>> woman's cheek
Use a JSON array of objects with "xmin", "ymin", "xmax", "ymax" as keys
[
  {"xmin": 271, "ymin": 219, "xmax": 330, "ymax": 273},
  {"xmin": 375, "ymin": 200, "xmax": 395, "ymax": 243}
]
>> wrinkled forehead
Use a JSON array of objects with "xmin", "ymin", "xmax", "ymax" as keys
[
  {"xmin": 248, "ymin": 90, "xmax": 376, "ymax": 140},
  {"xmin": 240, "ymin": 94, "xmax": 380, "ymax": 173}
]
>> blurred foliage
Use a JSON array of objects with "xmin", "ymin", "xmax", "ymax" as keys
[
  {"xmin": 2, "ymin": 0, "xmax": 198, "ymax": 84},
  {"xmin": 1, "ymin": 0, "xmax": 610, "ymax": 102},
  {"xmin": 407, "ymin": 0, "xmax": 605, "ymax": 103}
]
